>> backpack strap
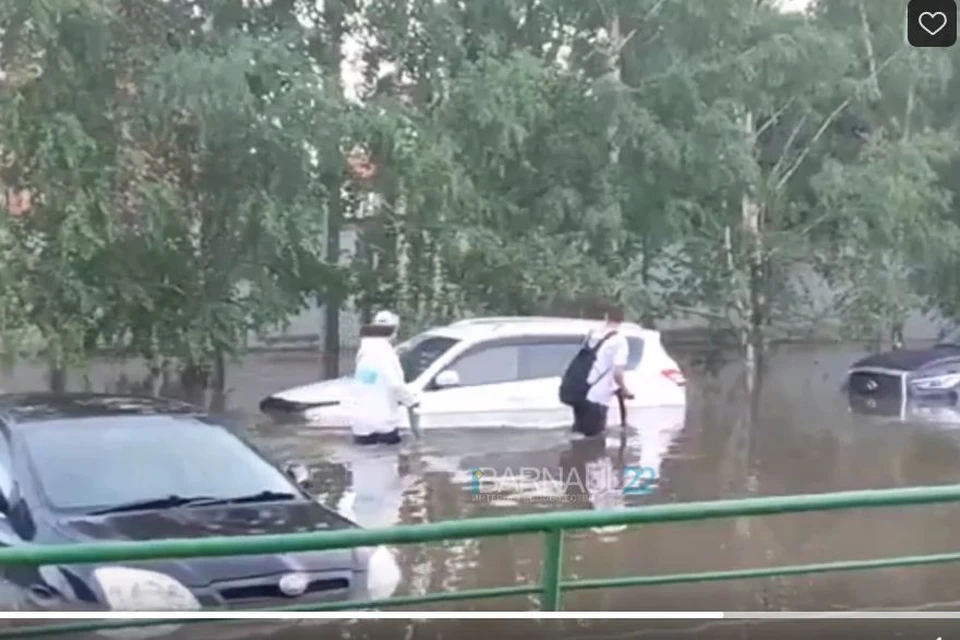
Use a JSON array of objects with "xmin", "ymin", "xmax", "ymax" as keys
[
  {"xmin": 586, "ymin": 331, "xmax": 618, "ymax": 386},
  {"xmin": 590, "ymin": 331, "xmax": 617, "ymax": 353}
]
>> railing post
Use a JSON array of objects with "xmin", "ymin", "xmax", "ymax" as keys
[{"xmin": 540, "ymin": 529, "xmax": 564, "ymax": 611}]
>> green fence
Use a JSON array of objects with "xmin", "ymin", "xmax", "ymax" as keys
[{"xmin": 5, "ymin": 483, "xmax": 960, "ymax": 637}]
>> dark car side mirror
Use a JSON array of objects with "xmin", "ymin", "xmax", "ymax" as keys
[{"xmin": 283, "ymin": 462, "xmax": 313, "ymax": 490}]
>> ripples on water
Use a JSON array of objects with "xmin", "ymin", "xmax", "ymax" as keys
[
  {"xmin": 243, "ymin": 345, "xmax": 960, "ymax": 618},
  {"xmin": 6, "ymin": 345, "xmax": 960, "ymax": 637}
]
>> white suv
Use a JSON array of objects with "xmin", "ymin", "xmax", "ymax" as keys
[{"xmin": 260, "ymin": 316, "xmax": 687, "ymax": 430}]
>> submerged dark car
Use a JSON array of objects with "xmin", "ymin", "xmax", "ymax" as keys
[
  {"xmin": 847, "ymin": 331, "xmax": 960, "ymax": 422},
  {"xmin": 0, "ymin": 393, "xmax": 400, "ymax": 619}
]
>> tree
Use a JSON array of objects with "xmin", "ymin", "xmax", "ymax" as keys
[
  {"xmin": 113, "ymin": 21, "xmax": 333, "ymax": 399},
  {"xmin": 809, "ymin": 0, "xmax": 958, "ymax": 348},
  {"xmin": 353, "ymin": 0, "xmax": 624, "ymax": 323},
  {"xmin": 0, "ymin": 0, "xmax": 124, "ymax": 388}
]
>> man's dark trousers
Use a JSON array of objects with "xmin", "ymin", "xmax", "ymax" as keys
[{"xmin": 572, "ymin": 401, "xmax": 607, "ymax": 437}]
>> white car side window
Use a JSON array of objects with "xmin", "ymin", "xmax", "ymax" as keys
[
  {"xmin": 448, "ymin": 345, "xmax": 521, "ymax": 386},
  {"xmin": 519, "ymin": 341, "xmax": 580, "ymax": 380},
  {"xmin": 627, "ymin": 337, "xmax": 645, "ymax": 368}
]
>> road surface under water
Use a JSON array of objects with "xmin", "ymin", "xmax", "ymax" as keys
[{"xmin": 3, "ymin": 343, "xmax": 960, "ymax": 638}]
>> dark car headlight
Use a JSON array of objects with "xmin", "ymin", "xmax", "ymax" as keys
[{"xmin": 910, "ymin": 373, "xmax": 960, "ymax": 392}]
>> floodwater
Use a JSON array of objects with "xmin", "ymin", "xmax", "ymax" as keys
[{"xmin": 4, "ymin": 343, "xmax": 960, "ymax": 638}]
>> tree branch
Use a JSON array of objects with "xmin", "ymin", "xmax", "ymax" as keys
[
  {"xmin": 752, "ymin": 98, "xmax": 797, "ymax": 143},
  {"xmin": 774, "ymin": 49, "xmax": 903, "ymax": 191}
]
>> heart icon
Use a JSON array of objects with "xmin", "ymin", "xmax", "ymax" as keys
[{"xmin": 919, "ymin": 11, "xmax": 948, "ymax": 36}]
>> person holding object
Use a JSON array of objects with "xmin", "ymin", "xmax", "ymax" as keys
[
  {"xmin": 348, "ymin": 310, "xmax": 419, "ymax": 446},
  {"xmin": 559, "ymin": 302, "xmax": 633, "ymax": 437}
]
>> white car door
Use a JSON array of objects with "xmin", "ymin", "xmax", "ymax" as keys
[
  {"xmin": 417, "ymin": 336, "xmax": 584, "ymax": 429},
  {"xmin": 506, "ymin": 338, "xmax": 582, "ymax": 428},
  {"xmin": 417, "ymin": 340, "xmax": 530, "ymax": 429}
]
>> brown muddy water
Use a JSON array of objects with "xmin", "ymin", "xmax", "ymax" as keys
[{"xmin": 4, "ymin": 343, "xmax": 960, "ymax": 638}]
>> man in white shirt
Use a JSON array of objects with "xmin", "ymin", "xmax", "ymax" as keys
[
  {"xmin": 574, "ymin": 304, "xmax": 633, "ymax": 437},
  {"xmin": 348, "ymin": 310, "xmax": 419, "ymax": 446}
]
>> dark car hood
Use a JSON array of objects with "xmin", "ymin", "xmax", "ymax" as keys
[
  {"xmin": 852, "ymin": 346, "xmax": 960, "ymax": 372},
  {"xmin": 53, "ymin": 500, "xmax": 361, "ymax": 588}
]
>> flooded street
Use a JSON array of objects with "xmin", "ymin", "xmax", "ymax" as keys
[{"xmin": 5, "ymin": 342, "xmax": 960, "ymax": 637}]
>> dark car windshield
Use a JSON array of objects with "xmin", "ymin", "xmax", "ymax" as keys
[
  {"xmin": 396, "ymin": 334, "xmax": 458, "ymax": 382},
  {"xmin": 20, "ymin": 417, "xmax": 297, "ymax": 512}
]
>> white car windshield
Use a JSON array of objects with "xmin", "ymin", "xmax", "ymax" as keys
[
  {"xmin": 20, "ymin": 416, "xmax": 297, "ymax": 512},
  {"xmin": 396, "ymin": 334, "xmax": 458, "ymax": 382}
]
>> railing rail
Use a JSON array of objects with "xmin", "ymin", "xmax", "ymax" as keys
[{"xmin": 2, "ymin": 483, "xmax": 960, "ymax": 637}]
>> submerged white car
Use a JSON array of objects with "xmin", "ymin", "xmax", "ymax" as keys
[{"xmin": 259, "ymin": 316, "xmax": 687, "ymax": 430}]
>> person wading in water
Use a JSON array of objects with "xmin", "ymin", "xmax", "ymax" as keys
[
  {"xmin": 560, "ymin": 301, "xmax": 633, "ymax": 438},
  {"xmin": 347, "ymin": 311, "xmax": 419, "ymax": 446}
]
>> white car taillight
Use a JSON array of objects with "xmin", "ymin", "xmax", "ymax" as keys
[{"xmin": 661, "ymin": 369, "xmax": 686, "ymax": 386}]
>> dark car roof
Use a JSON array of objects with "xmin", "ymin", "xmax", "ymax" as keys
[
  {"xmin": 0, "ymin": 393, "xmax": 202, "ymax": 424},
  {"xmin": 851, "ymin": 346, "xmax": 960, "ymax": 372}
]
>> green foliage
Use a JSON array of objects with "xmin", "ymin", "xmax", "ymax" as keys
[
  {"xmin": 0, "ymin": 0, "xmax": 336, "ymax": 375},
  {"xmin": 3, "ymin": 0, "xmax": 960, "ymax": 384}
]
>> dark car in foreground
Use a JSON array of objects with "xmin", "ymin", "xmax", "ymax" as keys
[
  {"xmin": 847, "ymin": 330, "xmax": 960, "ymax": 423},
  {"xmin": 0, "ymin": 393, "xmax": 400, "ymax": 622}
]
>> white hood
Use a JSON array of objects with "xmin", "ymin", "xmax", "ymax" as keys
[{"xmin": 271, "ymin": 376, "xmax": 355, "ymax": 405}]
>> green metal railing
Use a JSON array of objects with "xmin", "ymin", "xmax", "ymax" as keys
[{"xmin": 5, "ymin": 483, "xmax": 960, "ymax": 636}]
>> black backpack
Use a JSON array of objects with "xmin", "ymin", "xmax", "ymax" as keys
[{"xmin": 558, "ymin": 331, "xmax": 617, "ymax": 406}]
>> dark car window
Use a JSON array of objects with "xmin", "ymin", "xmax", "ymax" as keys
[
  {"xmin": 19, "ymin": 417, "xmax": 298, "ymax": 512},
  {"xmin": 445, "ymin": 345, "xmax": 521, "ymax": 387},
  {"xmin": 517, "ymin": 336, "xmax": 644, "ymax": 379},
  {"xmin": 396, "ymin": 335, "xmax": 459, "ymax": 383},
  {"xmin": 627, "ymin": 337, "xmax": 644, "ymax": 368},
  {"xmin": 519, "ymin": 340, "xmax": 581, "ymax": 380}
]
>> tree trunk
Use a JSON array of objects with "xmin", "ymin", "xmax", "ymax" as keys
[
  {"xmin": 211, "ymin": 350, "xmax": 225, "ymax": 393},
  {"xmin": 429, "ymin": 222, "xmax": 445, "ymax": 320},
  {"xmin": 603, "ymin": 14, "xmax": 626, "ymax": 256},
  {"xmin": 395, "ymin": 181, "xmax": 410, "ymax": 316},
  {"xmin": 356, "ymin": 222, "xmax": 374, "ymax": 325},
  {"xmin": 891, "ymin": 322, "xmax": 904, "ymax": 350},
  {"xmin": 145, "ymin": 326, "xmax": 162, "ymax": 396},
  {"xmin": 738, "ymin": 111, "xmax": 766, "ymax": 399},
  {"xmin": 639, "ymin": 234, "xmax": 656, "ymax": 327},
  {"xmin": 47, "ymin": 363, "xmax": 67, "ymax": 393},
  {"xmin": 209, "ymin": 350, "xmax": 226, "ymax": 413},
  {"xmin": 179, "ymin": 362, "xmax": 208, "ymax": 405},
  {"xmin": 320, "ymin": 0, "xmax": 345, "ymax": 380},
  {"xmin": 857, "ymin": 0, "xmax": 881, "ymax": 102}
]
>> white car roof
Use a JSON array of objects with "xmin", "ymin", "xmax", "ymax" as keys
[{"xmin": 426, "ymin": 316, "xmax": 658, "ymax": 342}]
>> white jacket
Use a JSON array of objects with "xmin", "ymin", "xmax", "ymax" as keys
[{"xmin": 348, "ymin": 337, "xmax": 417, "ymax": 436}]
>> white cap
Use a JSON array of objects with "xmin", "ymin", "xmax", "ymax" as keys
[{"xmin": 373, "ymin": 310, "xmax": 400, "ymax": 328}]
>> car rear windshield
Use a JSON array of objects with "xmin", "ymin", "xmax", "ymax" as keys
[
  {"xmin": 20, "ymin": 417, "xmax": 297, "ymax": 512},
  {"xmin": 396, "ymin": 334, "xmax": 459, "ymax": 382}
]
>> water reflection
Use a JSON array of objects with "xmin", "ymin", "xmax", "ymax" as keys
[
  {"xmin": 560, "ymin": 436, "xmax": 609, "ymax": 505},
  {"xmin": 556, "ymin": 411, "xmax": 685, "ymax": 535},
  {"xmin": 326, "ymin": 446, "xmax": 413, "ymax": 530}
]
